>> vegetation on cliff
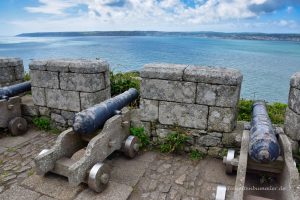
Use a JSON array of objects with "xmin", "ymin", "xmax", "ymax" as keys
[{"xmin": 238, "ymin": 99, "xmax": 287, "ymax": 124}]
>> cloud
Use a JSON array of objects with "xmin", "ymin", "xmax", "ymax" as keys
[
  {"xmin": 24, "ymin": 0, "xmax": 79, "ymax": 15},
  {"xmin": 9, "ymin": 0, "xmax": 298, "ymax": 34}
]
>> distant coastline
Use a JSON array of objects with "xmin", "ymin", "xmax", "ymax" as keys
[{"xmin": 16, "ymin": 31, "xmax": 300, "ymax": 42}]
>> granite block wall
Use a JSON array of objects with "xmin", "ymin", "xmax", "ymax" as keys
[
  {"xmin": 137, "ymin": 63, "xmax": 243, "ymax": 154},
  {"xmin": 0, "ymin": 57, "xmax": 24, "ymax": 87},
  {"xmin": 29, "ymin": 59, "xmax": 111, "ymax": 129},
  {"xmin": 285, "ymin": 72, "xmax": 300, "ymax": 152}
]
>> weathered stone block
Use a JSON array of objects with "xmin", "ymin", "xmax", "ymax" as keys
[
  {"xmin": 289, "ymin": 87, "xmax": 300, "ymax": 115},
  {"xmin": 29, "ymin": 60, "xmax": 47, "ymax": 70},
  {"xmin": 32, "ymin": 87, "xmax": 46, "ymax": 106},
  {"xmin": 21, "ymin": 104, "xmax": 39, "ymax": 117},
  {"xmin": 157, "ymin": 128, "xmax": 171, "ymax": 139},
  {"xmin": 140, "ymin": 99, "xmax": 159, "ymax": 121},
  {"xmin": 221, "ymin": 122, "xmax": 244, "ymax": 147},
  {"xmin": 159, "ymin": 101, "xmax": 208, "ymax": 129},
  {"xmin": 46, "ymin": 89, "xmax": 80, "ymax": 111},
  {"xmin": 46, "ymin": 60, "xmax": 70, "ymax": 72},
  {"xmin": 39, "ymin": 107, "xmax": 50, "ymax": 116},
  {"xmin": 208, "ymin": 107, "xmax": 236, "ymax": 132},
  {"xmin": 0, "ymin": 67, "xmax": 15, "ymax": 83},
  {"xmin": 51, "ymin": 113, "xmax": 66, "ymax": 125},
  {"xmin": 141, "ymin": 79, "xmax": 196, "ymax": 103},
  {"xmin": 15, "ymin": 64, "xmax": 24, "ymax": 80},
  {"xmin": 196, "ymin": 83, "xmax": 217, "ymax": 106},
  {"xmin": 61, "ymin": 110, "xmax": 75, "ymax": 120},
  {"xmin": 196, "ymin": 83, "xmax": 240, "ymax": 107},
  {"xmin": 183, "ymin": 65, "xmax": 243, "ymax": 86},
  {"xmin": 208, "ymin": 132, "xmax": 223, "ymax": 138},
  {"xmin": 285, "ymin": 108, "xmax": 300, "ymax": 141},
  {"xmin": 141, "ymin": 63, "xmax": 188, "ymax": 81},
  {"xmin": 207, "ymin": 147, "xmax": 222, "ymax": 158},
  {"xmin": 60, "ymin": 73, "xmax": 105, "ymax": 92},
  {"xmin": 197, "ymin": 135, "xmax": 221, "ymax": 147},
  {"xmin": 68, "ymin": 59, "xmax": 109, "ymax": 73},
  {"xmin": 6, "ymin": 57, "xmax": 22, "ymax": 66},
  {"xmin": 80, "ymin": 88, "xmax": 111, "ymax": 110},
  {"xmin": 290, "ymin": 72, "xmax": 300, "ymax": 90},
  {"xmin": 104, "ymin": 71, "xmax": 111, "ymax": 87},
  {"xmin": 30, "ymin": 70, "xmax": 59, "ymax": 89}
]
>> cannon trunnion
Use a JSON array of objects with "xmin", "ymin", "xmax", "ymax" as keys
[
  {"xmin": 35, "ymin": 89, "xmax": 140, "ymax": 193},
  {"xmin": 0, "ymin": 81, "xmax": 31, "ymax": 135}
]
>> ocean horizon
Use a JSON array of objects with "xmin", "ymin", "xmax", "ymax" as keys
[{"xmin": 0, "ymin": 35, "xmax": 300, "ymax": 103}]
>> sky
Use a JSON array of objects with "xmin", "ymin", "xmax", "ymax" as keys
[{"xmin": 0, "ymin": 0, "xmax": 300, "ymax": 35}]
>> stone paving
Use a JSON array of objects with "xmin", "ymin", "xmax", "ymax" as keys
[
  {"xmin": 0, "ymin": 127, "xmax": 56, "ymax": 194},
  {"xmin": 0, "ymin": 128, "xmax": 236, "ymax": 200}
]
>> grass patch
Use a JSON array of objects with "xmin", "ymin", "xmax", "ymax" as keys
[
  {"xmin": 130, "ymin": 127, "xmax": 150, "ymax": 149},
  {"xmin": 189, "ymin": 149, "xmax": 206, "ymax": 160},
  {"xmin": 33, "ymin": 117, "xmax": 51, "ymax": 131},
  {"xmin": 159, "ymin": 130, "xmax": 189, "ymax": 153},
  {"xmin": 24, "ymin": 72, "xmax": 30, "ymax": 81},
  {"xmin": 32, "ymin": 116, "xmax": 62, "ymax": 134},
  {"xmin": 238, "ymin": 99, "xmax": 287, "ymax": 124}
]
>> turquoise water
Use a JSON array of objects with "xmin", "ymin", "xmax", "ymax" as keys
[{"xmin": 0, "ymin": 36, "xmax": 300, "ymax": 103}]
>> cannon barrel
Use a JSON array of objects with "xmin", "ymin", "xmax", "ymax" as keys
[
  {"xmin": 0, "ymin": 81, "xmax": 31, "ymax": 100},
  {"xmin": 249, "ymin": 101, "xmax": 280, "ymax": 163},
  {"xmin": 73, "ymin": 88, "xmax": 139, "ymax": 134}
]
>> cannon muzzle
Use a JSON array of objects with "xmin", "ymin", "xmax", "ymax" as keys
[
  {"xmin": 0, "ymin": 81, "xmax": 31, "ymax": 100},
  {"xmin": 73, "ymin": 88, "xmax": 139, "ymax": 134},
  {"xmin": 249, "ymin": 101, "xmax": 280, "ymax": 163}
]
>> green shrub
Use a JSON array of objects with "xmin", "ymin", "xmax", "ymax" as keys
[
  {"xmin": 110, "ymin": 71, "xmax": 140, "ymax": 96},
  {"xmin": 189, "ymin": 149, "xmax": 206, "ymax": 160},
  {"xmin": 24, "ymin": 72, "xmax": 30, "ymax": 81},
  {"xmin": 33, "ymin": 117, "xmax": 51, "ymax": 131},
  {"xmin": 238, "ymin": 99, "xmax": 253, "ymax": 122},
  {"xmin": 130, "ymin": 126, "xmax": 150, "ymax": 149},
  {"xmin": 267, "ymin": 102, "xmax": 287, "ymax": 124},
  {"xmin": 160, "ymin": 131, "xmax": 189, "ymax": 153},
  {"xmin": 238, "ymin": 99, "xmax": 287, "ymax": 124}
]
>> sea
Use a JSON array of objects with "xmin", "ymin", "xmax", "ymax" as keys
[{"xmin": 0, "ymin": 36, "xmax": 300, "ymax": 103}]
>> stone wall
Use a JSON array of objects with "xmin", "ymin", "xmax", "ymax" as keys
[
  {"xmin": 285, "ymin": 72, "xmax": 300, "ymax": 152},
  {"xmin": 29, "ymin": 59, "xmax": 111, "ymax": 129},
  {"xmin": 136, "ymin": 63, "xmax": 243, "ymax": 154},
  {"xmin": 0, "ymin": 57, "xmax": 24, "ymax": 87}
]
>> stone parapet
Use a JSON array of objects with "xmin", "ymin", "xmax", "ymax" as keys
[
  {"xmin": 140, "ymin": 63, "xmax": 242, "ymax": 132},
  {"xmin": 29, "ymin": 59, "xmax": 111, "ymax": 129},
  {"xmin": 0, "ymin": 57, "xmax": 24, "ymax": 87},
  {"xmin": 139, "ymin": 63, "xmax": 243, "ymax": 150},
  {"xmin": 285, "ymin": 72, "xmax": 300, "ymax": 145}
]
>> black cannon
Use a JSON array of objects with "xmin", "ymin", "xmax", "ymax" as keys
[
  {"xmin": 249, "ymin": 100, "xmax": 280, "ymax": 162},
  {"xmin": 36, "ymin": 88, "xmax": 140, "ymax": 193},
  {"xmin": 73, "ymin": 88, "xmax": 139, "ymax": 134},
  {"xmin": 221, "ymin": 100, "xmax": 298, "ymax": 200},
  {"xmin": 0, "ymin": 81, "xmax": 31, "ymax": 135},
  {"xmin": 0, "ymin": 81, "xmax": 31, "ymax": 100}
]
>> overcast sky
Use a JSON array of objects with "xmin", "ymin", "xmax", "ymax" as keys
[{"xmin": 1, "ymin": 0, "xmax": 300, "ymax": 35}]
